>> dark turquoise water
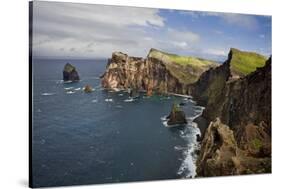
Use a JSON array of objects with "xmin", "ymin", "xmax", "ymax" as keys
[{"xmin": 31, "ymin": 59, "xmax": 204, "ymax": 187}]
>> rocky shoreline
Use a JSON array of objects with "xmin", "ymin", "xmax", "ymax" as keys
[{"xmin": 101, "ymin": 48, "xmax": 271, "ymax": 177}]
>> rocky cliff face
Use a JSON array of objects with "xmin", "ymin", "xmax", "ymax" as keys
[
  {"xmin": 197, "ymin": 118, "xmax": 271, "ymax": 177},
  {"xmin": 195, "ymin": 53, "xmax": 271, "ymax": 176},
  {"xmin": 101, "ymin": 49, "xmax": 217, "ymax": 94}
]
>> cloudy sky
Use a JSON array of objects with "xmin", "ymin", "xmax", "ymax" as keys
[{"xmin": 32, "ymin": 1, "xmax": 272, "ymax": 61}]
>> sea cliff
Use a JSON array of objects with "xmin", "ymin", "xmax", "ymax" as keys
[
  {"xmin": 101, "ymin": 48, "xmax": 217, "ymax": 94},
  {"xmin": 193, "ymin": 51, "xmax": 271, "ymax": 176},
  {"xmin": 101, "ymin": 48, "xmax": 271, "ymax": 176}
]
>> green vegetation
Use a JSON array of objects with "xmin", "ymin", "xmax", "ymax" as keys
[
  {"xmin": 172, "ymin": 103, "xmax": 180, "ymax": 112},
  {"xmin": 252, "ymin": 138, "xmax": 263, "ymax": 150},
  {"xmin": 230, "ymin": 48, "xmax": 267, "ymax": 76},
  {"xmin": 148, "ymin": 48, "xmax": 218, "ymax": 85},
  {"xmin": 64, "ymin": 63, "xmax": 76, "ymax": 72},
  {"xmin": 148, "ymin": 48, "xmax": 217, "ymax": 68}
]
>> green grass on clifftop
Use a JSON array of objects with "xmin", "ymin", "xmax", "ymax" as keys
[
  {"xmin": 148, "ymin": 48, "xmax": 217, "ymax": 68},
  {"xmin": 230, "ymin": 48, "xmax": 267, "ymax": 76},
  {"xmin": 147, "ymin": 48, "xmax": 218, "ymax": 84}
]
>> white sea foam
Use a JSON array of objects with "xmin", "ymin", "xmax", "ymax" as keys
[
  {"xmin": 41, "ymin": 92, "xmax": 55, "ymax": 96},
  {"xmin": 177, "ymin": 124, "xmax": 201, "ymax": 178},
  {"xmin": 124, "ymin": 98, "xmax": 134, "ymax": 102},
  {"xmin": 105, "ymin": 98, "xmax": 113, "ymax": 102},
  {"xmin": 92, "ymin": 99, "xmax": 98, "ymax": 103},
  {"xmin": 189, "ymin": 99, "xmax": 196, "ymax": 104},
  {"xmin": 160, "ymin": 116, "xmax": 168, "ymax": 121},
  {"xmin": 174, "ymin": 104, "xmax": 205, "ymax": 178},
  {"xmin": 74, "ymin": 88, "xmax": 81, "ymax": 91},
  {"xmin": 63, "ymin": 81, "xmax": 73, "ymax": 84},
  {"xmin": 118, "ymin": 93, "xmax": 124, "ymax": 96},
  {"xmin": 66, "ymin": 91, "xmax": 75, "ymax": 94},
  {"xmin": 64, "ymin": 87, "xmax": 74, "ymax": 90}
]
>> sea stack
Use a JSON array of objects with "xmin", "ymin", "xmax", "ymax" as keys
[
  {"xmin": 166, "ymin": 103, "xmax": 187, "ymax": 125},
  {"xmin": 63, "ymin": 63, "xmax": 80, "ymax": 82},
  {"xmin": 84, "ymin": 85, "xmax": 93, "ymax": 93}
]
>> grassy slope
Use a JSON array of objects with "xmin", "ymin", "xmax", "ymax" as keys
[
  {"xmin": 230, "ymin": 48, "xmax": 267, "ymax": 76},
  {"xmin": 148, "ymin": 48, "xmax": 217, "ymax": 68},
  {"xmin": 148, "ymin": 48, "xmax": 218, "ymax": 84}
]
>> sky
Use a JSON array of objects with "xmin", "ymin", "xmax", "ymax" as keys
[{"xmin": 32, "ymin": 1, "xmax": 272, "ymax": 61}]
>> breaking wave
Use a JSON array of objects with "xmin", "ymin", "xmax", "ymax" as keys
[
  {"xmin": 176, "ymin": 105, "xmax": 204, "ymax": 178},
  {"xmin": 66, "ymin": 91, "xmax": 75, "ymax": 94},
  {"xmin": 124, "ymin": 98, "xmax": 134, "ymax": 102}
]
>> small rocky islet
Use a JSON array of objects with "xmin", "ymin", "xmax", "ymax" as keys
[
  {"xmin": 166, "ymin": 103, "xmax": 187, "ymax": 126},
  {"xmin": 62, "ymin": 47, "xmax": 271, "ymax": 176},
  {"xmin": 63, "ymin": 63, "xmax": 80, "ymax": 82}
]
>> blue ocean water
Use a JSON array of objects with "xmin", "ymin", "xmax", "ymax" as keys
[{"xmin": 31, "ymin": 59, "xmax": 204, "ymax": 187}]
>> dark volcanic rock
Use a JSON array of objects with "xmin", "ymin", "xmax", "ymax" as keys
[
  {"xmin": 84, "ymin": 85, "xmax": 93, "ymax": 93},
  {"xmin": 63, "ymin": 63, "xmax": 80, "ymax": 82},
  {"xmin": 195, "ymin": 54, "xmax": 271, "ymax": 176},
  {"xmin": 166, "ymin": 103, "xmax": 187, "ymax": 125}
]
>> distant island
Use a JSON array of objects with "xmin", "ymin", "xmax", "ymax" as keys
[{"xmin": 101, "ymin": 48, "xmax": 271, "ymax": 176}]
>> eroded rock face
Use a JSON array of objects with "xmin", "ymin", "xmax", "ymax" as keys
[
  {"xmin": 101, "ymin": 51, "xmax": 184, "ymax": 94},
  {"xmin": 63, "ymin": 63, "xmax": 80, "ymax": 82},
  {"xmin": 196, "ymin": 118, "xmax": 271, "ymax": 177},
  {"xmin": 101, "ymin": 49, "xmax": 217, "ymax": 95},
  {"xmin": 195, "ymin": 56, "xmax": 272, "ymax": 176},
  {"xmin": 196, "ymin": 118, "xmax": 240, "ymax": 176}
]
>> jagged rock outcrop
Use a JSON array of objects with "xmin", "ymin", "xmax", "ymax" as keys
[
  {"xmin": 101, "ymin": 49, "xmax": 217, "ymax": 94},
  {"xmin": 195, "ymin": 52, "xmax": 271, "ymax": 176},
  {"xmin": 166, "ymin": 103, "xmax": 187, "ymax": 125},
  {"xmin": 63, "ymin": 63, "xmax": 80, "ymax": 82},
  {"xmin": 197, "ymin": 118, "xmax": 271, "ymax": 177}
]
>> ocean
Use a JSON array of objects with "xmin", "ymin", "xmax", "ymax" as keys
[{"xmin": 31, "ymin": 59, "xmax": 205, "ymax": 187}]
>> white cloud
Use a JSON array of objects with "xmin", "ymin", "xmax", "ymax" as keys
[
  {"xmin": 259, "ymin": 34, "xmax": 265, "ymax": 38},
  {"xmin": 32, "ymin": 1, "xmax": 166, "ymax": 58}
]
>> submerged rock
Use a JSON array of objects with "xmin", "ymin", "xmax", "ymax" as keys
[
  {"xmin": 166, "ymin": 103, "xmax": 187, "ymax": 125},
  {"xmin": 84, "ymin": 85, "xmax": 93, "ymax": 93},
  {"xmin": 63, "ymin": 63, "xmax": 80, "ymax": 82}
]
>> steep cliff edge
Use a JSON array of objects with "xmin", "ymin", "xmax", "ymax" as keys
[
  {"xmin": 101, "ymin": 48, "xmax": 217, "ymax": 94},
  {"xmin": 197, "ymin": 118, "xmax": 271, "ymax": 177},
  {"xmin": 195, "ymin": 52, "xmax": 271, "ymax": 176}
]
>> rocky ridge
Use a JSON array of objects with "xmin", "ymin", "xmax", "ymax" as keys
[{"xmin": 101, "ymin": 48, "xmax": 217, "ymax": 94}]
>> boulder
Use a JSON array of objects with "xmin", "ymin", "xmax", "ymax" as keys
[{"xmin": 84, "ymin": 85, "xmax": 93, "ymax": 93}]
